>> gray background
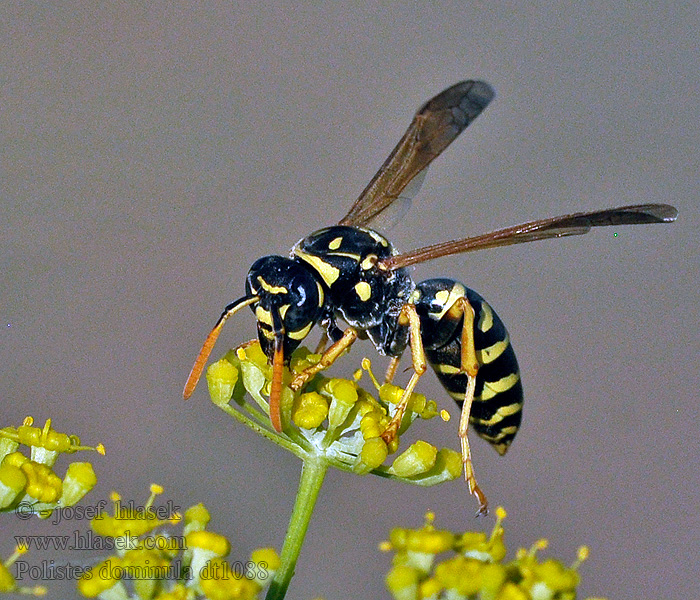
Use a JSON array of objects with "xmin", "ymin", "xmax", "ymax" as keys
[{"xmin": 3, "ymin": 2, "xmax": 698, "ymax": 598}]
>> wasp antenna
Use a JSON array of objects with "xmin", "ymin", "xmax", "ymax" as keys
[{"xmin": 183, "ymin": 295, "xmax": 259, "ymax": 400}]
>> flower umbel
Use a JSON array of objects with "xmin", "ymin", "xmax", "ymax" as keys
[
  {"xmin": 383, "ymin": 509, "xmax": 604, "ymax": 600},
  {"xmin": 206, "ymin": 341, "xmax": 461, "ymax": 485},
  {"xmin": 203, "ymin": 341, "xmax": 464, "ymax": 600},
  {"xmin": 0, "ymin": 417, "xmax": 102, "ymax": 517}
]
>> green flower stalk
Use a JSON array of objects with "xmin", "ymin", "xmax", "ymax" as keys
[
  {"xmin": 204, "ymin": 341, "xmax": 463, "ymax": 599},
  {"xmin": 0, "ymin": 417, "xmax": 102, "ymax": 517}
]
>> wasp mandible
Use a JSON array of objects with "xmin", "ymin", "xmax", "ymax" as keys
[{"xmin": 184, "ymin": 81, "xmax": 678, "ymax": 514}]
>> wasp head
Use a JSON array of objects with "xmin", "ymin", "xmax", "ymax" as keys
[{"xmin": 245, "ymin": 256, "xmax": 325, "ymax": 362}]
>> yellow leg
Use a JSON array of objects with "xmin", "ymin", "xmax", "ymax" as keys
[
  {"xmin": 453, "ymin": 297, "xmax": 488, "ymax": 516},
  {"xmin": 381, "ymin": 304, "xmax": 427, "ymax": 443},
  {"xmin": 289, "ymin": 328, "xmax": 358, "ymax": 390},
  {"xmin": 384, "ymin": 356, "xmax": 401, "ymax": 384},
  {"xmin": 314, "ymin": 331, "xmax": 329, "ymax": 354}
]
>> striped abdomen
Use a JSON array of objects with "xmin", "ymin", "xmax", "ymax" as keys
[{"xmin": 412, "ymin": 279, "xmax": 523, "ymax": 455}]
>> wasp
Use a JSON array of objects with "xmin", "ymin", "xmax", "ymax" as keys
[{"xmin": 184, "ymin": 81, "xmax": 677, "ymax": 514}]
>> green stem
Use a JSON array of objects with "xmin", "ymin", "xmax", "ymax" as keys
[{"xmin": 265, "ymin": 454, "xmax": 328, "ymax": 600}]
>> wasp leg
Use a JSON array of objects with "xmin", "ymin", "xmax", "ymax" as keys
[
  {"xmin": 381, "ymin": 304, "xmax": 427, "ymax": 443},
  {"xmin": 384, "ymin": 355, "xmax": 401, "ymax": 384},
  {"xmin": 314, "ymin": 331, "xmax": 329, "ymax": 354},
  {"xmin": 289, "ymin": 328, "xmax": 358, "ymax": 390},
  {"xmin": 452, "ymin": 296, "xmax": 489, "ymax": 516},
  {"xmin": 315, "ymin": 312, "xmax": 345, "ymax": 354}
]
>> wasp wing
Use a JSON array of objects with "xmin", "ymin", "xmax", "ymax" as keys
[
  {"xmin": 339, "ymin": 80, "xmax": 495, "ymax": 228},
  {"xmin": 380, "ymin": 204, "xmax": 678, "ymax": 270}
]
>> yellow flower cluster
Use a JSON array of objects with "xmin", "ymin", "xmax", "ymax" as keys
[
  {"xmin": 384, "ymin": 510, "xmax": 602, "ymax": 600},
  {"xmin": 0, "ymin": 417, "xmax": 102, "ymax": 595},
  {"xmin": 0, "ymin": 546, "xmax": 46, "ymax": 596},
  {"xmin": 77, "ymin": 486, "xmax": 280, "ymax": 600},
  {"xmin": 205, "ymin": 342, "xmax": 462, "ymax": 486},
  {"xmin": 0, "ymin": 417, "xmax": 101, "ymax": 517}
]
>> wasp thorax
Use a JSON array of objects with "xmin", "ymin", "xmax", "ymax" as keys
[{"xmin": 245, "ymin": 256, "xmax": 325, "ymax": 361}]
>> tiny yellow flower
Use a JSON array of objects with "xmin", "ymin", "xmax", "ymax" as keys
[
  {"xmin": 91, "ymin": 487, "xmax": 172, "ymax": 538},
  {"xmin": 360, "ymin": 411, "xmax": 386, "ymax": 439},
  {"xmin": 199, "ymin": 559, "xmax": 260, "ymax": 600},
  {"xmin": 186, "ymin": 530, "xmax": 231, "ymax": 558},
  {"xmin": 77, "ymin": 558, "xmax": 124, "ymax": 598},
  {"xmin": 60, "ymin": 462, "xmax": 97, "ymax": 507},
  {"xmin": 383, "ymin": 512, "xmax": 596, "ymax": 600},
  {"xmin": 532, "ymin": 559, "xmax": 580, "ymax": 593},
  {"xmin": 434, "ymin": 556, "xmax": 484, "ymax": 596},
  {"xmin": 207, "ymin": 358, "xmax": 240, "ymax": 406},
  {"xmin": 1, "ymin": 417, "xmax": 104, "ymax": 465},
  {"xmin": 290, "ymin": 347, "xmax": 322, "ymax": 373},
  {"xmin": 497, "ymin": 581, "xmax": 530, "ymax": 600},
  {"xmin": 236, "ymin": 340, "xmax": 269, "ymax": 370},
  {"xmin": 292, "ymin": 391, "xmax": 329, "ymax": 429},
  {"xmin": 0, "ymin": 562, "xmax": 15, "ymax": 593},
  {"xmin": 360, "ymin": 437, "xmax": 389, "ymax": 470},
  {"xmin": 419, "ymin": 577, "xmax": 443, "ymax": 600},
  {"xmin": 20, "ymin": 460, "xmax": 62, "ymax": 504},
  {"xmin": 385, "ymin": 564, "xmax": 420, "ymax": 600},
  {"xmin": 184, "ymin": 502, "xmax": 211, "ymax": 532},
  {"xmin": 249, "ymin": 547, "xmax": 281, "ymax": 586},
  {"xmin": 323, "ymin": 378, "xmax": 359, "ymax": 427},
  {"xmin": 389, "ymin": 441, "xmax": 437, "ymax": 477},
  {"xmin": 250, "ymin": 547, "xmax": 280, "ymax": 571},
  {"xmin": 186, "ymin": 530, "xmax": 232, "ymax": 586},
  {"xmin": 0, "ymin": 461, "xmax": 26, "ymax": 509}
]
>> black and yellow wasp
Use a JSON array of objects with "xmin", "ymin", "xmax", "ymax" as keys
[{"xmin": 184, "ymin": 81, "xmax": 677, "ymax": 514}]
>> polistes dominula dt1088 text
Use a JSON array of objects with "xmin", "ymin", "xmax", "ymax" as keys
[{"xmin": 184, "ymin": 81, "xmax": 677, "ymax": 515}]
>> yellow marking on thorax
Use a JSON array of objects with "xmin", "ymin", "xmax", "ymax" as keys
[
  {"xmin": 354, "ymin": 281, "xmax": 372, "ymax": 301},
  {"xmin": 360, "ymin": 254, "xmax": 377, "ymax": 270},
  {"xmin": 328, "ymin": 251, "xmax": 361, "ymax": 260},
  {"xmin": 296, "ymin": 252, "xmax": 340, "ymax": 285},
  {"xmin": 328, "ymin": 236, "xmax": 343, "ymax": 250},
  {"xmin": 435, "ymin": 289, "xmax": 450, "ymax": 305},
  {"xmin": 367, "ymin": 229, "xmax": 389, "ymax": 246}
]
